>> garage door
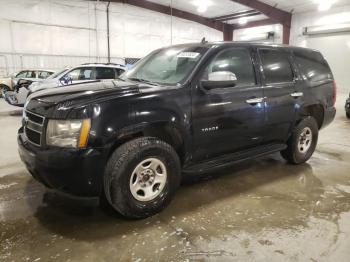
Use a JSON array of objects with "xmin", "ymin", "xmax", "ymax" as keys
[{"xmin": 305, "ymin": 34, "xmax": 350, "ymax": 93}]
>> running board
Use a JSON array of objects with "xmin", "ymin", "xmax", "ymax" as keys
[{"xmin": 183, "ymin": 143, "xmax": 287, "ymax": 174}]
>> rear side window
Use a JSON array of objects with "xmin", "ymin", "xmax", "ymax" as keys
[
  {"xmin": 201, "ymin": 47, "xmax": 256, "ymax": 88},
  {"xmin": 259, "ymin": 49, "xmax": 294, "ymax": 84},
  {"xmin": 38, "ymin": 71, "xmax": 52, "ymax": 79},
  {"xmin": 294, "ymin": 50, "xmax": 332, "ymax": 82},
  {"xmin": 96, "ymin": 67, "xmax": 115, "ymax": 80}
]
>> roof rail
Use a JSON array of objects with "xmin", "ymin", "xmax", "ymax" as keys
[{"xmin": 80, "ymin": 63, "xmax": 125, "ymax": 67}]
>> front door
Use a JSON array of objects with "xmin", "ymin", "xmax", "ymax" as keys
[
  {"xmin": 60, "ymin": 67, "xmax": 94, "ymax": 86},
  {"xmin": 191, "ymin": 47, "xmax": 265, "ymax": 161}
]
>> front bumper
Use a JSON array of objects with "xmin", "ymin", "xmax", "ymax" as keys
[
  {"xmin": 3, "ymin": 91, "xmax": 24, "ymax": 107},
  {"xmin": 18, "ymin": 128, "xmax": 107, "ymax": 197},
  {"xmin": 345, "ymin": 98, "xmax": 350, "ymax": 113}
]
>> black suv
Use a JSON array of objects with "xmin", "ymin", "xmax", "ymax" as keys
[{"xmin": 18, "ymin": 42, "xmax": 336, "ymax": 218}]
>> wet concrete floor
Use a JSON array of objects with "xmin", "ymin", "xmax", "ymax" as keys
[{"xmin": 1, "ymin": 95, "xmax": 350, "ymax": 262}]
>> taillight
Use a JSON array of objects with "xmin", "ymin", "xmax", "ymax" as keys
[{"xmin": 332, "ymin": 80, "xmax": 337, "ymax": 106}]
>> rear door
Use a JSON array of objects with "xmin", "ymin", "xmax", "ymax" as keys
[
  {"xmin": 258, "ymin": 48, "xmax": 299, "ymax": 144},
  {"xmin": 95, "ymin": 67, "xmax": 116, "ymax": 80},
  {"xmin": 192, "ymin": 46, "xmax": 265, "ymax": 161}
]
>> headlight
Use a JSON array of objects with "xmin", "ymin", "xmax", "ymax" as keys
[{"xmin": 46, "ymin": 119, "xmax": 91, "ymax": 148}]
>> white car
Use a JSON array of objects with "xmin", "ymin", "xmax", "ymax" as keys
[
  {"xmin": 0, "ymin": 69, "xmax": 54, "ymax": 96},
  {"xmin": 4, "ymin": 63, "xmax": 126, "ymax": 106}
]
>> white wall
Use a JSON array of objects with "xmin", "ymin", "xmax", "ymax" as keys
[
  {"xmin": 233, "ymin": 24, "xmax": 283, "ymax": 44},
  {"xmin": 290, "ymin": 5, "xmax": 350, "ymax": 93},
  {"xmin": 0, "ymin": 0, "xmax": 222, "ymax": 76}
]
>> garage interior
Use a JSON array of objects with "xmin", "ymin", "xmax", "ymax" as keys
[{"xmin": 1, "ymin": 0, "xmax": 350, "ymax": 261}]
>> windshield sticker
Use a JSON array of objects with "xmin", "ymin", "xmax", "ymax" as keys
[{"xmin": 177, "ymin": 52, "xmax": 200, "ymax": 59}]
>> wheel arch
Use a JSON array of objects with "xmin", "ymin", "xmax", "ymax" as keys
[
  {"xmin": 297, "ymin": 103, "xmax": 325, "ymax": 129},
  {"xmin": 0, "ymin": 83, "xmax": 11, "ymax": 91},
  {"xmin": 107, "ymin": 121, "xmax": 187, "ymax": 165}
]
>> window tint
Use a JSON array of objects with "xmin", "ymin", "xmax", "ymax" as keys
[
  {"xmin": 66, "ymin": 67, "xmax": 93, "ymax": 81},
  {"xmin": 115, "ymin": 68, "xmax": 125, "ymax": 77},
  {"xmin": 260, "ymin": 49, "xmax": 294, "ymax": 84},
  {"xmin": 201, "ymin": 48, "xmax": 256, "ymax": 87},
  {"xmin": 294, "ymin": 50, "xmax": 332, "ymax": 82},
  {"xmin": 95, "ymin": 67, "xmax": 115, "ymax": 80}
]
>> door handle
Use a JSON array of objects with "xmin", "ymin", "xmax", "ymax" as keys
[
  {"xmin": 246, "ymin": 97, "xmax": 264, "ymax": 105},
  {"xmin": 291, "ymin": 92, "xmax": 303, "ymax": 98}
]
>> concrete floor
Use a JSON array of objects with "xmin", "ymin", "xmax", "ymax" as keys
[{"xmin": 1, "ymin": 95, "xmax": 350, "ymax": 262}]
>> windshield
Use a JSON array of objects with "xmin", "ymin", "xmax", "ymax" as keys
[
  {"xmin": 48, "ymin": 68, "xmax": 69, "ymax": 79},
  {"xmin": 121, "ymin": 46, "xmax": 208, "ymax": 86}
]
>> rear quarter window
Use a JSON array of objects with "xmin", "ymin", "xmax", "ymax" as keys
[{"xmin": 294, "ymin": 50, "xmax": 333, "ymax": 82}]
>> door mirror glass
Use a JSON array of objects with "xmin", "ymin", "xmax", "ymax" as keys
[
  {"xmin": 59, "ymin": 75, "xmax": 72, "ymax": 85},
  {"xmin": 201, "ymin": 71, "xmax": 237, "ymax": 89}
]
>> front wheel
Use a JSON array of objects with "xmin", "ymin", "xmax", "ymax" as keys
[
  {"xmin": 103, "ymin": 137, "xmax": 181, "ymax": 219},
  {"xmin": 0, "ymin": 85, "xmax": 10, "ymax": 98},
  {"xmin": 281, "ymin": 116, "xmax": 319, "ymax": 164}
]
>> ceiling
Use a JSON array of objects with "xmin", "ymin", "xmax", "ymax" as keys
[
  {"xmin": 260, "ymin": 0, "xmax": 350, "ymax": 13},
  {"xmin": 145, "ymin": 0, "xmax": 350, "ymax": 26},
  {"xmin": 146, "ymin": 0, "xmax": 252, "ymax": 18}
]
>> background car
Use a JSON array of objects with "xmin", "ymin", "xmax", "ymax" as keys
[
  {"xmin": 4, "ymin": 63, "xmax": 126, "ymax": 107},
  {"xmin": 346, "ymin": 94, "xmax": 350, "ymax": 118},
  {"xmin": 0, "ymin": 69, "xmax": 54, "ymax": 97}
]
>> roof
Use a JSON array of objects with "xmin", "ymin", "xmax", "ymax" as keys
[
  {"xmin": 18, "ymin": 69, "xmax": 55, "ymax": 72},
  {"xmin": 158, "ymin": 41, "xmax": 323, "ymax": 55},
  {"xmin": 79, "ymin": 63, "xmax": 126, "ymax": 68}
]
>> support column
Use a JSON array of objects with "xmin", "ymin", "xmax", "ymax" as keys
[
  {"xmin": 282, "ymin": 24, "xmax": 290, "ymax": 45},
  {"xmin": 223, "ymin": 24, "xmax": 234, "ymax": 41}
]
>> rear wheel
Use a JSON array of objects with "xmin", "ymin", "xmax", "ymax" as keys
[
  {"xmin": 103, "ymin": 137, "xmax": 181, "ymax": 219},
  {"xmin": 281, "ymin": 116, "xmax": 318, "ymax": 164}
]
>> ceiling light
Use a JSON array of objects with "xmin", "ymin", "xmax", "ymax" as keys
[
  {"xmin": 192, "ymin": 0, "xmax": 213, "ymax": 14},
  {"xmin": 197, "ymin": 5, "xmax": 207, "ymax": 13},
  {"xmin": 314, "ymin": 0, "xmax": 336, "ymax": 11},
  {"xmin": 238, "ymin": 17, "xmax": 248, "ymax": 25}
]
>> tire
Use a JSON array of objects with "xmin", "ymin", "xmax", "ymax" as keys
[
  {"xmin": 346, "ymin": 112, "xmax": 350, "ymax": 119},
  {"xmin": 103, "ymin": 137, "xmax": 181, "ymax": 219},
  {"xmin": 0, "ymin": 84, "xmax": 10, "ymax": 98},
  {"xmin": 281, "ymin": 116, "xmax": 319, "ymax": 165}
]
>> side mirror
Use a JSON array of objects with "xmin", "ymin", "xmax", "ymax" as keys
[
  {"xmin": 60, "ymin": 75, "xmax": 72, "ymax": 85},
  {"xmin": 201, "ymin": 71, "xmax": 237, "ymax": 90}
]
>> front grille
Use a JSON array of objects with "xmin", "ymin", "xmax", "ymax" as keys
[{"xmin": 24, "ymin": 110, "xmax": 45, "ymax": 146}]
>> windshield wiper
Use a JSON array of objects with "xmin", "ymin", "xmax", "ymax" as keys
[{"xmin": 128, "ymin": 77, "xmax": 159, "ymax": 86}]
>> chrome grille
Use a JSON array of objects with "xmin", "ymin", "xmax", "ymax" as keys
[{"xmin": 24, "ymin": 110, "xmax": 45, "ymax": 146}]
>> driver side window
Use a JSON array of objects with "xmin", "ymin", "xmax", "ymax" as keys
[{"xmin": 201, "ymin": 48, "xmax": 256, "ymax": 88}]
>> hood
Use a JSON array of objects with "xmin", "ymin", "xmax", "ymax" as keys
[
  {"xmin": 25, "ymin": 80, "xmax": 145, "ymax": 118},
  {"xmin": 0, "ymin": 77, "xmax": 11, "ymax": 85},
  {"xmin": 25, "ymin": 79, "xmax": 170, "ymax": 117},
  {"xmin": 29, "ymin": 80, "xmax": 141, "ymax": 106},
  {"xmin": 29, "ymin": 79, "xmax": 58, "ymax": 92}
]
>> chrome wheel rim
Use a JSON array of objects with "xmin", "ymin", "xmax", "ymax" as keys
[
  {"xmin": 298, "ymin": 127, "xmax": 313, "ymax": 154},
  {"xmin": 129, "ymin": 158, "xmax": 167, "ymax": 202}
]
